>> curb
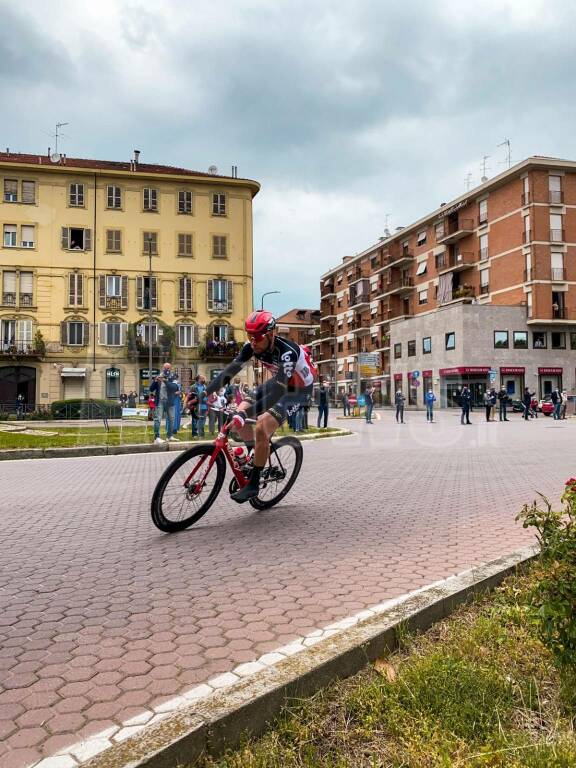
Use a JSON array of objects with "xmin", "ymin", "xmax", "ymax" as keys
[
  {"xmin": 0, "ymin": 429, "xmax": 353, "ymax": 462},
  {"xmin": 81, "ymin": 545, "xmax": 537, "ymax": 768}
]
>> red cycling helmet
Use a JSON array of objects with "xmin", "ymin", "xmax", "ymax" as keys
[{"xmin": 245, "ymin": 310, "xmax": 277, "ymax": 338}]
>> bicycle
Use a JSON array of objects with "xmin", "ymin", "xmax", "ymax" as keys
[{"xmin": 151, "ymin": 412, "xmax": 304, "ymax": 532}]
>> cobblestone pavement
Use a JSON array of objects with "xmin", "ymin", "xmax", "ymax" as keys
[{"xmin": 1, "ymin": 411, "xmax": 573, "ymax": 767}]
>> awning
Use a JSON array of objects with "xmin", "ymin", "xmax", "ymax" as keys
[{"xmin": 61, "ymin": 367, "xmax": 87, "ymax": 378}]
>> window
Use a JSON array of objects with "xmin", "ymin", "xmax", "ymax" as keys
[
  {"xmin": 99, "ymin": 274, "xmax": 128, "ymax": 309},
  {"xmin": 143, "ymin": 188, "xmax": 158, "ymax": 211},
  {"xmin": 407, "ymin": 340, "xmax": 416, "ymax": 356},
  {"xmin": 178, "ymin": 324, "xmax": 198, "ymax": 347},
  {"xmin": 526, "ymin": 289, "xmax": 532, "ymax": 318},
  {"xmin": 22, "ymin": 181, "xmax": 36, "ymax": 204},
  {"xmin": 61, "ymin": 227, "xmax": 91, "ymax": 250},
  {"xmin": 178, "ymin": 190, "xmax": 192, "ymax": 214},
  {"xmin": 550, "ymin": 213, "xmax": 563, "ymax": 241},
  {"xmin": 480, "ymin": 268, "xmax": 489, "ymax": 294},
  {"xmin": 549, "ymin": 175, "xmax": 562, "ymax": 204},
  {"xmin": 2, "ymin": 270, "xmax": 16, "ymax": 305},
  {"xmin": 20, "ymin": 225, "xmax": 35, "ymax": 248},
  {"xmin": 136, "ymin": 276, "xmax": 157, "ymax": 310},
  {"xmin": 99, "ymin": 322, "xmax": 127, "ymax": 346},
  {"xmin": 3, "ymin": 224, "xmax": 16, "ymax": 247},
  {"xmin": 68, "ymin": 273, "xmax": 84, "ymax": 306},
  {"xmin": 212, "ymin": 323, "xmax": 229, "ymax": 342},
  {"xmin": 143, "ymin": 232, "xmax": 158, "ymax": 254},
  {"xmin": 107, "ymin": 186, "xmax": 122, "ymax": 209},
  {"xmin": 69, "ymin": 183, "xmax": 85, "ymax": 207},
  {"xmin": 417, "ymin": 230, "xmax": 427, "ymax": 246},
  {"xmin": 394, "ymin": 342, "xmax": 401, "ymax": 359},
  {"xmin": 66, "ymin": 321, "xmax": 86, "ymax": 346},
  {"xmin": 552, "ymin": 331, "xmax": 566, "ymax": 349},
  {"xmin": 1, "ymin": 318, "xmax": 32, "ymax": 351},
  {"xmin": 178, "ymin": 233, "xmax": 193, "ymax": 257},
  {"xmin": 106, "ymin": 368, "xmax": 121, "ymax": 399},
  {"xmin": 422, "ymin": 336, "xmax": 431, "ymax": 354},
  {"xmin": 212, "ymin": 235, "xmax": 227, "ymax": 258},
  {"xmin": 524, "ymin": 213, "xmax": 531, "ymax": 242},
  {"xmin": 445, "ymin": 332, "xmax": 455, "ymax": 350},
  {"xmin": 178, "ymin": 277, "xmax": 193, "ymax": 311},
  {"xmin": 570, "ymin": 332, "xmax": 576, "ymax": 350},
  {"xmin": 494, "ymin": 330, "xmax": 509, "ymax": 349},
  {"xmin": 478, "ymin": 199, "xmax": 488, "ymax": 223},
  {"xmin": 140, "ymin": 323, "xmax": 158, "ymax": 344},
  {"xmin": 551, "ymin": 252, "xmax": 564, "ymax": 281},
  {"xmin": 523, "ymin": 176, "xmax": 530, "ymax": 203},
  {"xmin": 212, "ymin": 193, "xmax": 226, "ymax": 215},
  {"xmin": 513, "ymin": 331, "xmax": 528, "ymax": 349},
  {"xmin": 19, "ymin": 272, "xmax": 33, "ymax": 306},
  {"xmin": 106, "ymin": 275, "xmax": 121, "ymax": 297},
  {"xmin": 416, "ymin": 260, "xmax": 427, "ymax": 276},
  {"xmin": 4, "ymin": 179, "xmax": 18, "ymax": 202},
  {"xmin": 418, "ymin": 289, "xmax": 428, "ymax": 305},
  {"xmin": 533, "ymin": 331, "xmax": 547, "ymax": 349},
  {"xmin": 435, "ymin": 221, "xmax": 445, "ymax": 240},
  {"xmin": 106, "ymin": 230, "xmax": 122, "ymax": 253},
  {"xmin": 479, "ymin": 233, "xmax": 488, "ymax": 261},
  {"xmin": 208, "ymin": 279, "xmax": 233, "ymax": 312}
]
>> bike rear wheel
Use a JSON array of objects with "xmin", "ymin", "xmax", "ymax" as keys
[
  {"xmin": 249, "ymin": 436, "xmax": 303, "ymax": 511},
  {"xmin": 151, "ymin": 446, "xmax": 226, "ymax": 532}
]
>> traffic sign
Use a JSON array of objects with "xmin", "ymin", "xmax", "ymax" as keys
[
  {"xmin": 412, "ymin": 370, "xmax": 420, "ymax": 378},
  {"xmin": 413, "ymin": 379, "xmax": 421, "ymax": 387}
]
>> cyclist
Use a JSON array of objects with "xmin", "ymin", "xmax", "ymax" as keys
[{"xmin": 205, "ymin": 310, "xmax": 317, "ymax": 502}]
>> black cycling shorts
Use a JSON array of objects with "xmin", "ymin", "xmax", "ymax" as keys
[{"xmin": 245, "ymin": 381, "xmax": 313, "ymax": 425}]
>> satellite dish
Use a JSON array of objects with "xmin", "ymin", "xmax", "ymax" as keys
[
  {"xmin": 50, "ymin": 152, "xmax": 61, "ymax": 164},
  {"xmin": 208, "ymin": 165, "xmax": 218, "ymax": 175}
]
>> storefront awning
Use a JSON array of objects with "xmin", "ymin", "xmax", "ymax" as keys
[
  {"xmin": 439, "ymin": 366, "xmax": 490, "ymax": 377},
  {"xmin": 61, "ymin": 367, "xmax": 87, "ymax": 378}
]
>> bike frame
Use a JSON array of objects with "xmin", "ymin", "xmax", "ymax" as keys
[{"xmin": 183, "ymin": 423, "xmax": 248, "ymax": 494}]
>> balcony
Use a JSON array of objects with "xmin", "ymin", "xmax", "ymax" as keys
[
  {"xmin": 201, "ymin": 339, "xmax": 240, "ymax": 361},
  {"xmin": 384, "ymin": 276, "xmax": 414, "ymax": 295},
  {"xmin": 552, "ymin": 305, "xmax": 566, "ymax": 320},
  {"xmin": 479, "ymin": 284, "xmax": 490, "ymax": 295},
  {"xmin": 0, "ymin": 342, "xmax": 44, "ymax": 359},
  {"xmin": 549, "ymin": 190, "xmax": 564, "ymax": 204},
  {"xmin": 19, "ymin": 293, "xmax": 34, "ymax": 307},
  {"xmin": 387, "ymin": 304, "xmax": 413, "ymax": 320},
  {"xmin": 321, "ymin": 280, "xmax": 335, "ymax": 297},
  {"xmin": 320, "ymin": 299, "xmax": 336, "ymax": 317},
  {"xmin": 348, "ymin": 291, "xmax": 371, "ymax": 309},
  {"xmin": 550, "ymin": 229, "xmax": 565, "ymax": 242},
  {"xmin": 2, "ymin": 292, "xmax": 16, "ymax": 306},
  {"xmin": 436, "ymin": 251, "xmax": 476, "ymax": 274},
  {"xmin": 435, "ymin": 218, "xmax": 475, "ymax": 244},
  {"xmin": 350, "ymin": 317, "xmax": 371, "ymax": 335},
  {"xmin": 551, "ymin": 267, "xmax": 566, "ymax": 281},
  {"xmin": 386, "ymin": 249, "xmax": 414, "ymax": 269},
  {"xmin": 105, "ymin": 296, "xmax": 124, "ymax": 310}
]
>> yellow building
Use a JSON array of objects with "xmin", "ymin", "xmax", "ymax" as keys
[{"xmin": 0, "ymin": 150, "xmax": 259, "ymax": 409}]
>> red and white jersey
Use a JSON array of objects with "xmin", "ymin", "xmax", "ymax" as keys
[{"xmin": 235, "ymin": 336, "xmax": 317, "ymax": 389}]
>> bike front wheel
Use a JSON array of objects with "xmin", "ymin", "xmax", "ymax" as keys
[
  {"xmin": 249, "ymin": 436, "xmax": 303, "ymax": 511},
  {"xmin": 151, "ymin": 446, "xmax": 226, "ymax": 532}
]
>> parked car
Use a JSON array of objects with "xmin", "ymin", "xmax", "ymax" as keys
[{"xmin": 539, "ymin": 398, "xmax": 554, "ymax": 416}]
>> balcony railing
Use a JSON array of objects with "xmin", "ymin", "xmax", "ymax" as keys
[
  {"xmin": 105, "ymin": 296, "xmax": 123, "ymax": 310},
  {"xmin": 436, "ymin": 251, "xmax": 476, "ymax": 272},
  {"xmin": 2, "ymin": 292, "xmax": 16, "ymax": 306},
  {"xmin": 435, "ymin": 218, "xmax": 475, "ymax": 244},
  {"xmin": 19, "ymin": 293, "xmax": 34, "ymax": 307},
  {"xmin": 549, "ymin": 190, "xmax": 564, "ymax": 204},
  {"xmin": 202, "ymin": 340, "xmax": 240, "ymax": 360},
  {"xmin": 321, "ymin": 281, "xmax": 335, "ymax": 296},
  {"xmin": 1, "ymin": 343, "xmax": 44, "ymax": 358},
  {"xmin": 552, "ymin": 306, "xmax": 566, "ymax": 319},
  {"xmin": 385, "ymin": 276, "xmax": 414, "ymax": 294},
  {"xmin": 550, "ymin": 229, "xmax": 565, "ymax": 242},
  {"xmin": 349, "ymin": 292, "xmax": 371, "ymax": 307},
  {"xmin": 551, "ymin": 267, "xmax": 566, "ymax": 281}
]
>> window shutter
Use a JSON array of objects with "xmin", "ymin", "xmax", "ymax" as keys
[
  {"xmin": 84, "ymin": 229, "xmax": 92, "ymax": 251},
  {"xmin": 22, "ymin": 181, "xmax": 35, "ymax": 204},
  {"xmin": 120, "ymin": 323, "xmax": 128, "ymax": 345},
  {"xmin": 207, "ymin": 280, "xmax": 214, "ymax": 310},
  {"xmin": 61, "ymin": 227, "xmax": 69, "ymax": 250},
  {"xmin": 68, "ymin": 274, "xmax": 75, "ymax": 305},
  {"xmin": 114, "ymin": 231, "xmax": 121, "ymax": 252},
  {"xmin": 4, "ymin": 179, "xmax": 18, "ymax": 200},
  {"xmin": 61, "ymin": 321, "xmax": 67, "ymax": 344},
  {"xmin": 99, "ymin": 275, "xmax": 106, "ymax": 308},
  {"xmin": 227, "ymin": 280, "xmax": 233, "ymax": 311},
  {"xmin": 193, "ymin": 324, "xmax": 199, "ymax": 347},
  {"xmin": 77, "ymin": 274, "xmax": 83, "ymax": 305},
  {"xmin": 98, "ymin": 322, "xmax": 106, "ymax": 345},
  {"xmin": 151, "ymin": 277, "xmax": 158, "ymax": 309},
  {"xmin": 121, "ymin": 275, "xmax": 128, "ymax": 308},
  {"xmin": 178, "ymin": 233, "xmax": 184, "ymax": 255},
  {"xmin": 82, "ymin": 322, "xmax": 90, "ymax": 346},
  {"xmin": 136, "ymin": 276, "xmax": 143, "ymax": 309},
  {"xmin": 78, "ymin": 185, "xmax": 85, "ymax": 206},
  {"xmin": 179, "ymin": 278, "xmax": 185, "ymax": 311}
]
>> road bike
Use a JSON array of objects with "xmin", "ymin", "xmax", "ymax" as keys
[{"xmin": 151, "ymin": 414, "xmax": 303, "ymax": 532}]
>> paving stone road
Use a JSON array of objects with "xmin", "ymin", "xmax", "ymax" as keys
[{"xmin": 1, "ymin": 411, "xmax": 573, "ymax": 767}]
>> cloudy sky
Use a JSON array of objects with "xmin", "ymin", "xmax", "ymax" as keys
[{"xmin": 2, "ymin": 0, "xmax": 576, "ymax": 315}]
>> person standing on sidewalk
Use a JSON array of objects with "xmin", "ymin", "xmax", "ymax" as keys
[
  {"xmin": 150, "ymin": 362, "xmax": 180, "ymax": 444},
  {"xmin": 364, "ymin": 385, "xmax": 375, "ymax": 424},
  {"xmin": 395, "ymin": 388, "xmax": 405, "ymax": 424},
  {"xmin": 551, "ymin": 387, "xmax": 562, "ymax": 420},
  {"xmin": 498, "ymin": 387, "xmax": 510, "ymax": 421},
  {"xmin": 341, "ymin": 390, "xmax": 350, "ymax": 416},
  {"xmin": 460, "ymin": 385, "xmax": 472, "ymax": 424},
  {"xmin": 425, "ymin": 387, "xmax": 436, "ymax": 422},
  {"xmin": 522, "ymin": 387, "xmax": 533, "ymax": 421},
  {"xmin": 561, "ymin": 390, "xmax": 568, "ymax": 419},
  {"xmin": 316, "ymin": 379, "xmax": 329, "ymax": 428},
  {"xmin": 484, "ymin": 389, "xmax": 493, "ymax": 422}
]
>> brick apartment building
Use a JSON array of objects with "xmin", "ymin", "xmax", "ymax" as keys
[
  {"xmin": 315, "ymin": 156, "xmax": 576, "ymax": 408},
  {"xmin": 276, "ymin": 308, "xmax": 320, "ymax": 346}
]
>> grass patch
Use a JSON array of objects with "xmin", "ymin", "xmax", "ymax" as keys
[
  {"xmin": 0, "ymin": 424, "xmax": 340, "ymax": 450},
  {"xmin": 196, "ymin": 567, "xmax": 576, "ymax": 768}
]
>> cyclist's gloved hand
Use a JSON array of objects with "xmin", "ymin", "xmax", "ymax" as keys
[{"xmin": 229, "ymin": 412, "xmax": 246, "ymax": 431}]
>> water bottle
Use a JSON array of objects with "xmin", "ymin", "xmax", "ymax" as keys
[{"xmin": 233, "ymin": 447, "xmax": 248, "ymax": 466}]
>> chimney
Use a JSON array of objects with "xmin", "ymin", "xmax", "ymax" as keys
[{"xmin": 133, "ymin": 149, "xmax": 140, "ymax": 165}]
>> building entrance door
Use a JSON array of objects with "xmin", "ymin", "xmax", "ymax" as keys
[
  {"xmin": 0, "ymin": 365, "xmax": 36, "ymax": 410},
  {"xmin": 470, "ymin": 381, "xmax": 487, "ymax": 409}
]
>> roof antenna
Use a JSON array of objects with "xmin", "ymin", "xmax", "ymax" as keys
[
  {"xmin": 464, "ymin": 172, "xmax": 473, "ymax": 191},
  {"xmin": 480, "ymin": 155, "xmax": 490, "ymax": 183},
  {"xmin": 48, "ymin": 122, "xmax": 69, "ymax": 163},
  {"xmin": 383, "ymin": 213, "xmax": 391, "ymax": 238},
  {"xmin": 498, "ymin": 138, "xmax": 512, "ymax": 169}
]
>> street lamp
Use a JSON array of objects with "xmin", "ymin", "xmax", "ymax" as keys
[
  {"xmin": 260, "ymin": 290, "xmax": 281, "ymax": 310},
  {"xmin": 147, "ymin": 235, "xmax": 154, "ymax": 401}
]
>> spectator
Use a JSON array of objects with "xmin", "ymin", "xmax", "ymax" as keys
[
  {"xmin": 522, "ymin": 387, "xmax": 533, "ymax": 421},
  {"xmin": 207, "ymin": 391, "xmax": 219, "ymax": 435},
  {"xmin": 16, "ymin": 392, "xmax": 25, "ymax": 420},
  {"xmin": 341, "ymin": 390, "xmax": 350, "ymax": 416},
  {"xmin": 316, "ymin": 379, "xmax": 330, "ymax": 428},
  {"xmin": 302, "ymin": 394, "xmax": 310, "ymax": 430},
  {"xmin": 483, "ymin": 389, "xmax": 492, "ymax": 422},
  {"xmin": 187, "ymin": 375, "xmax": 208, "ymax": 438},
  {"xmin": 364, "ymin": 385, "xmax": 375, "ymax": 424},
  {"xmin": 425, "ymin": 387, "xmax": 436, "ymax": 423},
  {"xmin": 551, "ymin": 388, "xmax": 562, "ymax": 420},
  {"xmin": 489, "ymin": 388, "xmax": 497, "ymax": 421},
  {"xmin": 120, "ymin": 392, "xmax": 128, "ymax": 407},
  {"xmin": 147, "ymin": 391, "xmax": 155, "ymax": 420},
  {"xmin": 460, "ymin": 385, "xmax": 472, "ymax": 425},
  {"xmin": 561, "ymin": 390, "xmax": 568, "ymax": 419},
  {"xmin": 530, "ymin": 395, "xmax": 539, "ymax": 419},
  {"xmin": 497, "ymin": 387, "xmax": 510, "ymax": 421},
  {"xmin": 127, "ymin": 391, "xmax": 137, "ymax": 408},
  {"xmin": 149, "ymin": 362, "xmax": 180, "ymax": 444},
  {"xmin": 394, "ymin": 388, "xmax": 405, "ymax": 424},
  {"xmin": 169, "ymin": 376, "xmax": 182, "ymax": 434}
]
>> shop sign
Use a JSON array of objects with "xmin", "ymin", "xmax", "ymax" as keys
[
  {"xmin": 439, "ymin": 366, "xmax": 491, "ymax": 377},
  {"xmin": 500, "ymin": 366, "xmax": 525, "ymax": 374},
  {"xmin": 393, "ymin": 373, "xmax": 403, "ymax": 381},
  {"xmin": 422, "ymin": 369, "xmax": 433, "ymax": 377},
  {"xmin": 538, "ymin": 367, "xmax": 563, "ymax": 375},
  {"xmin": 106, "ymin": 367, "xmax": 120, "ymax": 378}
]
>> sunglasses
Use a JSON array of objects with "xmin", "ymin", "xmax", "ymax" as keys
[{"xmin": 249, "ymin": 334, "xmax": 267, "ymax": 344}]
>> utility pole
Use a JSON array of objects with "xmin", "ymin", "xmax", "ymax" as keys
[{"xmin": 147, "ymin": 235, "xmax": 154, "ymax": 399}]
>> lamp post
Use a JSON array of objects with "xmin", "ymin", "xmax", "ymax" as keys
[
  {"xmin": 260, "ymin": 290, "xmax": 281, "ymax": 310},
  {"xmin": 147, "ymin": 235, "xmax": 154, "ymax": 400}
]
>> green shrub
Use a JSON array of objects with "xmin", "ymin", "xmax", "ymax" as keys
[
  {"xmin": 517, "ymin": 483, "xmax": 576, "ymax": 671},
  {"xmin": 50, "ymin": 399, "xmax": 122, "ymax": 419}
]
